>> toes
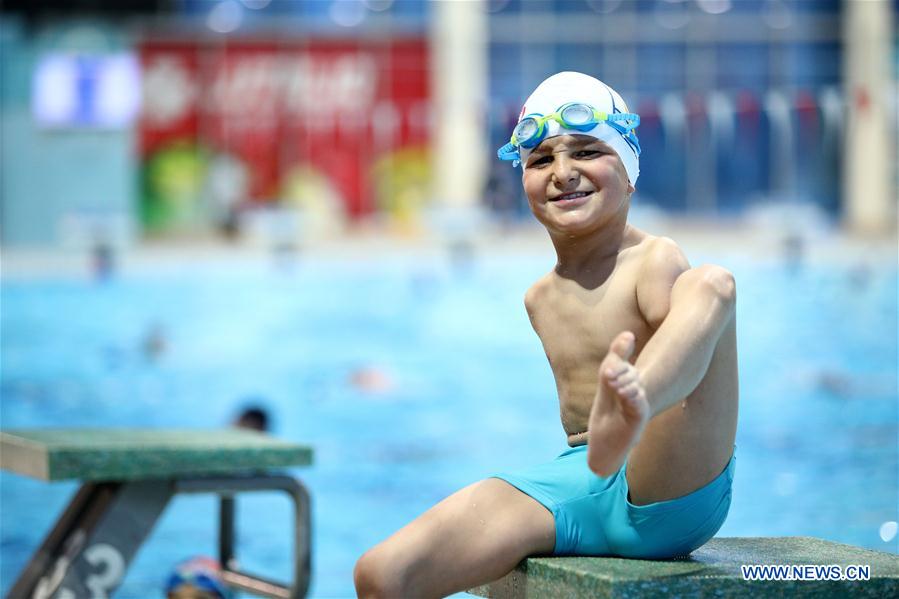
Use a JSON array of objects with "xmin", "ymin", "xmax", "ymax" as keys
[
  {"xmin": 611, "ymin": 367, "xmax": 637, "ymax": 387},
  {"xmin": 604, "ymin": 362, "xmax": 629, "ymax": 380},
  {"xmin": 600, "ymin": 332, "xmax": 637, "ymax": 383},
  {"xmin": 617, "ymin": 380, "xmax": 640, "ymax": 397},
  {"xmin": 609, "ymin": 331, "xmax": 636, "ymax": 362}
]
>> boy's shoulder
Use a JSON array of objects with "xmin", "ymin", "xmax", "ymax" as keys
[
  {"xmin": 633, "ymin": 233, "xmax": 691, "ymax": 328},
  {"xmin": 524, "ymin": 271, "xmax": 553, "ymax": 314},
  {"xmin": 615, "ymin": 233, "xmax": 690, "ymax": 300},
  {"xmin": 634, "ymin": 234, "xmax": 690, "ymax": 275}
]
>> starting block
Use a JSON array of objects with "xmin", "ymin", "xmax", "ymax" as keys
[{"xmin": 1, "ymin": 428, "xmax": 314, "ymax": 599}]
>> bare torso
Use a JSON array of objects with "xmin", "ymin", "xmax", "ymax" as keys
[{"xmin": 525, "ymin": 228, "xmax": 738, "ymax": 450}]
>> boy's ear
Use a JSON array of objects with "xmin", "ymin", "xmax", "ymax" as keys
[{"xmin": 627, "ymin": 182, "xmax": 636, "ymax": 194}]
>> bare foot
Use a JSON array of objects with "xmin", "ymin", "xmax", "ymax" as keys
[{"xmin": 587, "ymin": 331, "xmax": 651, "ymax": 477}]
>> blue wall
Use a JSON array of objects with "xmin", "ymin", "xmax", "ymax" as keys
[
  {"xmin": 0, "ymin": 17, "xmax": 137, "ymax": 247},
  {"xmin": 485, "ymin": 0, "xmax": 845, "ymax": 217}
]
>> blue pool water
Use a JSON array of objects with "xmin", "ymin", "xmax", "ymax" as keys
[{"xmin": 1, "ymin": 249, "xmax": 897, "ymax": 597}]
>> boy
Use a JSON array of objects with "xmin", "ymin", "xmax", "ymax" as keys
[{"xmin": 355, "ymin": 71, "xmax": 738, "ymax": 598}]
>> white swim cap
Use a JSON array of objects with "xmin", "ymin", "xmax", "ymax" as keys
[{"xmin": 517, "ymin": 71, "xmax": 640, "ymax": 185}]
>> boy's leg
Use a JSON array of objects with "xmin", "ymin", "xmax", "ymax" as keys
[
  {"xmin": 589, "ymin": 264, "xmax": 739, "ymax": 504},
  {"xmin": 354, "ymin": 478, "xmax": 555, "ymax": 599}
]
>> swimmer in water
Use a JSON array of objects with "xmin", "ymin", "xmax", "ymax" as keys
[
  {"xmin": 233, "ymin": 404, "xmax": 270, "ymax": 432},
  {"xmin": 349, "ymin": 366, "xmax": 395, "ymax": 395},
  {"xmin": 354, "ymin": 72, "xmax": 739, "ymax": 598},
  {"xmin": 141, "ymin": 322, "xmax": 167, "ymax": 361},
  {"xmin": 91, "ymin": 240, "xmax": 115, "ymax": 281},
  {"xmin": 165, "ymin": 556, "xmax": 230, "ymax": 599}
]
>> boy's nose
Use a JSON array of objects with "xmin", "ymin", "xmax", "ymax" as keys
[{"xmin": 552, "ymin": 157, "xmax": 579, "ymax": 188}]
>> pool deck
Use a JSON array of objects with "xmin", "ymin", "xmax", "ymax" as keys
[{"xmin": 1, "ymin": 213, "xmax": 896, "ymax": 279}]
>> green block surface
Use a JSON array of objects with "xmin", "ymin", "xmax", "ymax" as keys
[
  {"xmin": 0, "ymin": 428, "xmax": 313, "ymax": 482},
  {"xmin": 469, "ymin": 537, "xmax": 899, "ymax": 598}
]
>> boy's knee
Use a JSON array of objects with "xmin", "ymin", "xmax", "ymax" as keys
[{"xmin": 354, "ymin": 547, "xmax": 406, "ymax": 599}]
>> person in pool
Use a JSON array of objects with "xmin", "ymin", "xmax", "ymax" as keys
[
  {"xmin": 354, "ymin": 71, "xmax": 739, "ymax": 598},
  {"xmin": 165, "ymin": 557, "xmax": 230, "ymax": 599}
]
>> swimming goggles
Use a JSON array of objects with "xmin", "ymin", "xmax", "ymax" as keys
[
  {"xmin": 497, "ymin": 102, "xmax": 641, "ymax": 165},
  {"xmin": 165, "ymin": 569, "xmax": 232, "ymax": 599}
]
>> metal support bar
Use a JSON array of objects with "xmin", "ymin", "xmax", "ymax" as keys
[
  {"xmin": 7, "ymin": 473, "xmax": 310, "ymax": 599},
  {"xmin": 175, "ymin": 474, "xmax": 312, "ymax": 599},
  {"xmin": 219, "ymin": 496, "xmax": 236, "ymax": 570},
  {"xmin": 7, "ymin": 483, "xmax": 116, "ymax": 599},
  {"xmin": 6, "ymin": 481, "xmax": 173, "ymax": 599}
]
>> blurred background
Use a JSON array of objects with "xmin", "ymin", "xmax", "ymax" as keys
[{"xmin": 1, "ymin": 1, "xmax": 897, "ymax": 598}]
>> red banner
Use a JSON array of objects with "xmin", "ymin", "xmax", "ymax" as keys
[{"xmin": 138, "ymin": 38, "xmax": 430, "ymax": 231}]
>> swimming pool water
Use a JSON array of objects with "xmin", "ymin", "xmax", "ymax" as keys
[{"xmin": 1, "ymin": 250, "xmax": 897, "ymax": 597}]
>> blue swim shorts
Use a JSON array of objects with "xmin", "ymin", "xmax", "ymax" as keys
[{"xmin": 492, "ymin": 446, "xmax": 735, "ymax": 558}]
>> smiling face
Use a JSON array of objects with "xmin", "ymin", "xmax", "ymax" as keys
[{"xmin": 522, "ymin": 134, "xmax": 635, "ymax": 237}]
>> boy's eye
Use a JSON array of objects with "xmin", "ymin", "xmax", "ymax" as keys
[
  {"xmin": 528, "ymin": 155, "xmax": 552, "ymax": 167},
  {"xmin": 575, "ymin": 150, "xmax": 601, "ymax": 158}
]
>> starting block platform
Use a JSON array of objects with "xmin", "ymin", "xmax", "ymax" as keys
[
  {"xmin": 1, "ymin": 428, "xmax": 314, "ymax": 599},
  {"xmin": 469, "ymin": 536, "xmax": 899, "ymax": 598}
]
